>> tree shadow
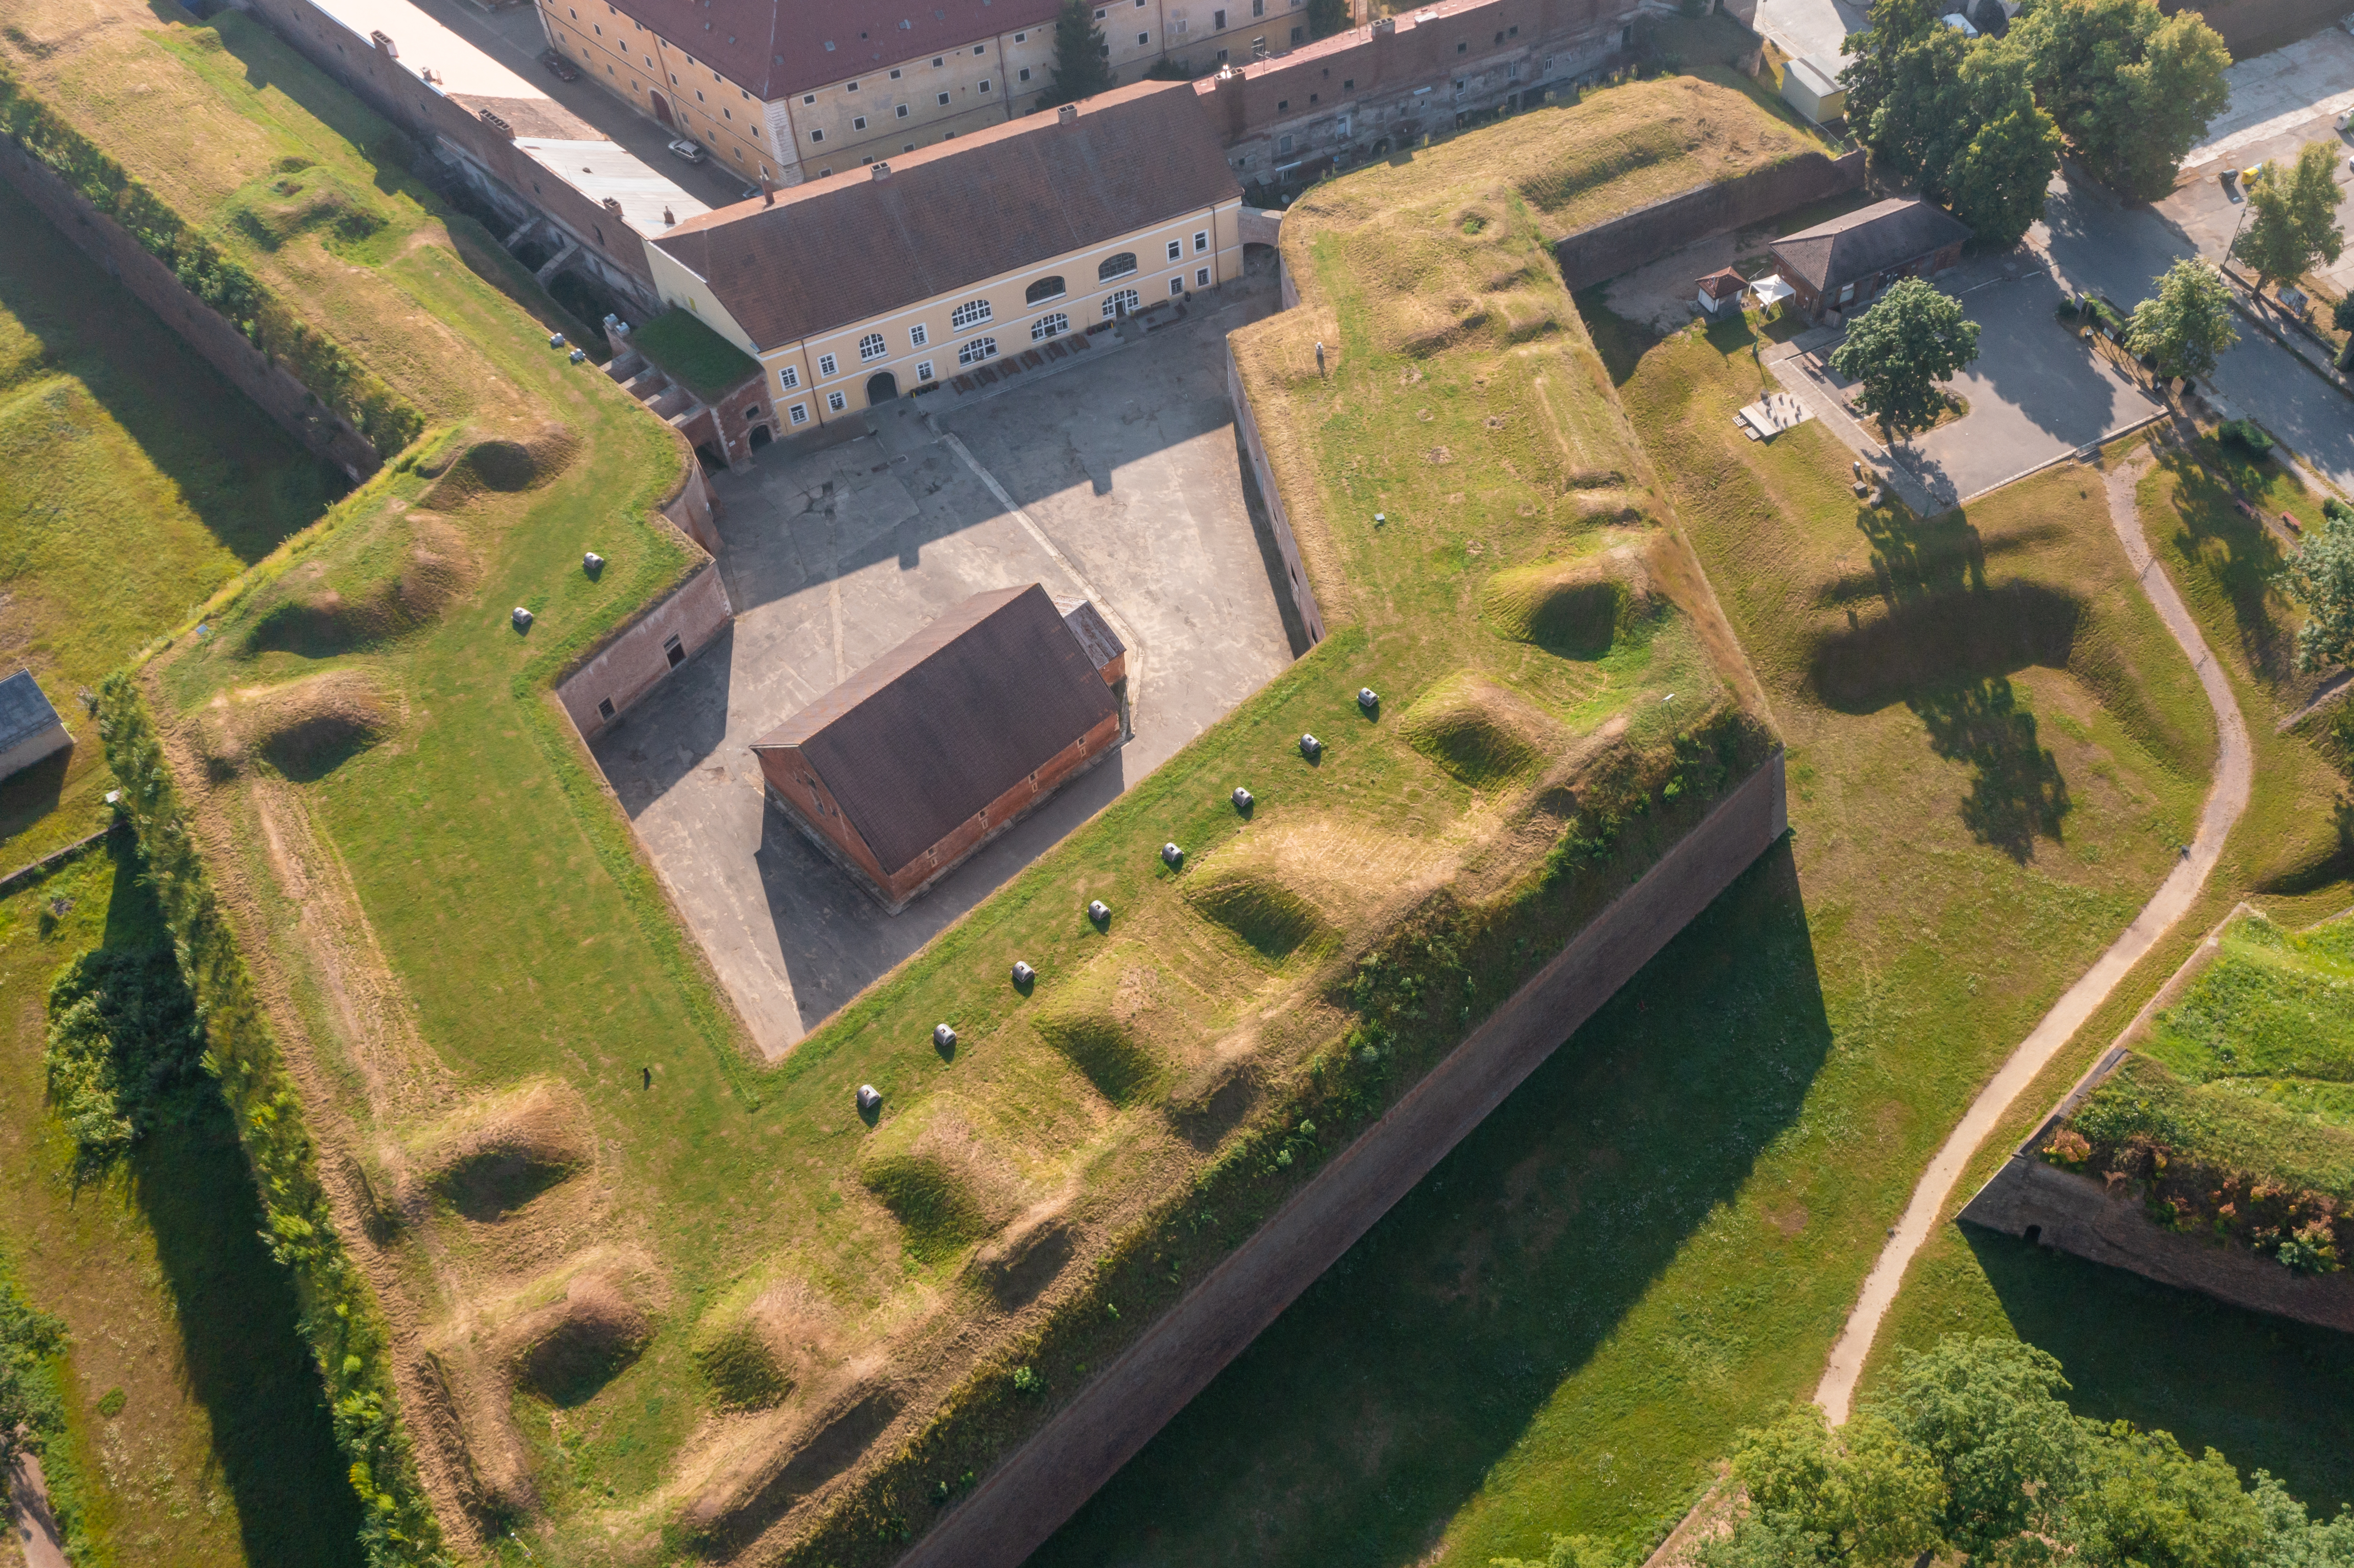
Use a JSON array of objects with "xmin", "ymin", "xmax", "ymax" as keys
[
  {"xmin": 1033, "ymin": 840, "xmax": 1831, "ymax": 1568},
  {"xmin": 1908, "ymin": 676, "xmax": 2072, "ymax": 861},
  {"xmin": 1962, "ymin": 1227, "xmax": 2354, "ymax": 1515},
  {"xmin": 2153, "ymin": 444, "xmax": 2297, "ymax": 687}
]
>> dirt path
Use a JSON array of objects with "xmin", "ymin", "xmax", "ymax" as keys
[
  {"xmin": 1812, "ymin": 447, "xmax": 2254, "ymax": 1423},
  {"xmin": 6, "ymin": 1452, "xmax": 69, "ymax": 1568}
]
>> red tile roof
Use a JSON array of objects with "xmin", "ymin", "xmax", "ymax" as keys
[
  {"xmin": 652, "ymin": 82, "xmax": 1239, "ymax": 350},
  {"xmin": 752, "ymin": 584, "xmax": 1119, "ymax": 876},
  {"xmin": 597, "ymin": 0, "xmax": 1058, "ymax": 103}
]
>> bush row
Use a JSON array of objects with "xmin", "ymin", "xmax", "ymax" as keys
[
  {"xmin": 0, "ymin": 63, "xmax": 423, "ymax": 460},
  {"xmin": 96, "ymin": 673, "xmax": 449, "ymax": 1568}
]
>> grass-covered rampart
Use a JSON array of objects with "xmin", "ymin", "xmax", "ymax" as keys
[{"xmin": 2042, "ymin": 910, "xmax": 2354, "ymax": 1274}]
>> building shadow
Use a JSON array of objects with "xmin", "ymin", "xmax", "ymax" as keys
[
  {"xmin": 1961, "ymin": 1226, "xmax": 2354, "ymax": 1516},
  {"xmin": 1033, "ymin": 840, "xmax": 1833, "ymax": 1568},
  {"xmin": 755, "ymin": 749, "xmax": 1132, "ymax": 1035},
  {"xmin": 590, "ymin": 624, "xmax": 737, "ymax": 815}
]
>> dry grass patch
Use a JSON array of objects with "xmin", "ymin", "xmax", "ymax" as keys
[{"xmin": 1398, "ymin": 670, "xmax": 1557, "ymax": 787}]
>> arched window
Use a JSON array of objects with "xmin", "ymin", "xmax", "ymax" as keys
[
  {"xmin": 1100, "ymin": 288, "xmax": 1140, "ymax": 319},
  {"xmin": 1031, "ymin": 311, "xmax": 1070, "ymax": 341},
  {"xmin": 957, "ymin": 335, "xmax": 999, "ymax": 366},
  {"xmin": 1025, "ymin": 275, "xmax": 1066, "ymax": 305},
  {"xmin": 950, "ymin": 297, "xmax": 992, "ymax": 331},
  {"xmin": 857, "ymin": 331, "xmax": 888, "ymax": 361},
  {"xmin": 1097, "ymin": 251, "xmax": 1137, "ymax": 282}
]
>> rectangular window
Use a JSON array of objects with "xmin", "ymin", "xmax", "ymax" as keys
[
  {"xmin": 846, "ymin": 79, "xmax": 859, "ymax": 91},
  {"xmin": 1334, "ymin": 114, "xmax": 1349, "ymax": 134},
  {"xmin": 778, "ymin": 364, "xmax": 800, "ymax": 389},
  {"xmin": 1014, "ymin": 29, "xmax": 1027, "ymax": 39},
  {"xmin": 1252, "ymin": 0, "xmax": 1263, "ymax": 16},
  {"xmin": 915, "ymin": 359, "xmax": 935, "ymax": 382},
  {"xmin": 663, "ymin": 633, "xmax": 686, "ymax": 669},
  {"xmin": 1214, "ymin": 8, "xmax": 1224, "ymax": 26},
  {"xmin": 933, "ymin": 54, "xmax": 944, "ymax": 65},
  {"xmin": 1196, "ymin": 266, "xmax": 1210, "ymax": 286},
  {"xmin": 1094, "ymin": 5, "xmax": 1105, "ymax": 16},
  {"xmin": 597, "ymin": 697, "xmax": 615, "ymax": 721},
  {"xmin": 818, "ymin": 352, "xmax": 839, "ymax": 376},
  {"xmin": 1290, "ymin": 24, "xmax": 1302, "ymax": 41},
  {"xmin": 889, "ymin": 67, "xmax": 902, "ymax": 77},
  {"xmin": 973, "ymin": 43, "xmax": 986, "ymax": 53},
  {"xmin": 896, "ymin": 104, "xmax": 908, "ymax": 117},
  {"xmin": 978, "ymin": 78, "xmax": 990, "ymax": 92},
  {"xmin": 1138, "ymin": 30, "xmax": 1149, "ymax": 43},
  {"xmin": 1019, "ymin": 66, "xmax": 1031, "ymax": 80},
  {"xmin": 1170, "ymin": 276, "xmax": 1185, "ymax": 296},
  {"xmin": 1166, "ymin": 239, "xmax": 1182, "ymax": 261},
  {"xmin": 938, "ymin": 90, "xmax": 951, "ymax": 104},
  {"xmin": 802, "ymin": 92, "xmax": 815, "ymax": 103},
  {"xmin": 811, "ymin": 128, "xmax": 825, "ymax": 141},
  {"xmin": 910, "ymin": 323, "xmax": 929, "ymax": 346},
  {"xmin": 789, "ymin": 402, "xmax": 808, "ymax": 425},
  {"xmin": 827, "ymin": 390, "xmax": 847, "ymax": 412},
  {"xmin": 1194, "ymin": 230, "xmax": 1209, "ymax": 252},
  {"xmin": 853, "ymin": 114, "xmax": 867, "ymax": 129},
  {"xmin": 1278, "ymin": 133, "xmax": 1293, "ymax": 152}
]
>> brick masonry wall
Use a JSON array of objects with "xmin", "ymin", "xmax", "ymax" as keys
[
  {"xmin": 1959, "ymin": 1152, "xmax": 2354, "ymax": 1333},
  {"xmin": 1225, "ymin": 340, "xmax": 1327, "ymax": 645},
  {"xmin": 554, "ymin": 555, "xmax": 733, "ymax": 739},
  {"xmin": 897, "ymin": 749, "xmax": 1789, "ymax": 1568},
  {"xmin": 0, "ymin": 142, "xmax": 386, "ymax": 480},
  {"xmin": 1552, "ymin": 147, "xmax": 1866, "ymax": 291}
]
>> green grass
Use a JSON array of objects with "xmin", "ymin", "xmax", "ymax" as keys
[
  {"xmin": 1031, "ymin": 294, "xmax": 2218, "ymax": 1568},
  {"xmin": 0, "ymin": 173, "xmax": 338, "ymax": 863},
  {"xmin": 629, "ymin": 307, "xmax": 762, "ymax": 402},
  {"xmin": 0, "ymin": 841, "xmax": 363, "ymax": 1568}
]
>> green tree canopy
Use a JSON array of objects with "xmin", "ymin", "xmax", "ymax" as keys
[
  {"xmin": 2281, "ymin": 499, "xmax": 2354, "ymax": 673},
  {"xmin": 1840, "ymin": 0, "xmax": 2057, "ymax": 246},
  {"xmin": 1827, "ymin": 278, "xmax": 1983, "ymax": 440},
  {"xmin": 2124, "ymin": 258, "xmax": 2239, "ymax": 382},
  {"xmin": 1700, "ymin": 1406, "xmax": 1946, "ymax": 1567},
  {"xmin": 1868, "ymin": 1337, "xmax": 2086, "ymax": 1559},
  {"xmin": 2067, "ymin": 1424, "xmax": 2268, "ymax": 1568},
  {"xmin": 2013, "ymin": 0, "xmax": 2230, "ymax": 201},
  {"xmin": 0, "ymin": 1274, "xmax": 66, "ymax": 1466},
  {"xmin": 1037, "ymin": 0, "xmax": 1115, "ymax": 109},
  {"xmin": 2233, "ymin": 141, "xmax": 2348, "ymax": 291},
  {"xmin": 1306, "ymin": 0, "xmax": 1350, "ymax": 39}
]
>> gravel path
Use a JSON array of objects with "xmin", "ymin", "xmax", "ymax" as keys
[
  {"xmin": 6, "ymin": 1453, "xmax": 69, "ymax": 1568},
  {"xmin": 1812, "ymin": 446, "xmax": 2255, "ymax": 1423}
]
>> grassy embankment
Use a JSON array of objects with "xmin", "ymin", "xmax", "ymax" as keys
[
  {"xmin": 2, "ymin": 0, "xmax": 697, "ymax": 1560},
  {"xmin": 0, "ymin": 174, "xmax": 340, "ymax": 863},
  {"xmin": 1865, "ymin": 421, "xmax": 2354, "ymax": 1511},
  {"xmin": 1036, "ymin": 252, "xmax": 2231, "ymax": 1562},
  {"xmin": 4, "ymin": 5, "xmax": 1801, "ymax": 1565}
]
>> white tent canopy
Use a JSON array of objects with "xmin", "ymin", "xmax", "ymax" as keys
[{"xmin": 1747, "ymin": 274, "xmax": 1797, "ymax": 309}]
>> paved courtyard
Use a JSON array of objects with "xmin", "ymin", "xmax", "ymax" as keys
[{"xmin": 593, "ymin": 270, "xmax": 1300, "ymax": 1058}]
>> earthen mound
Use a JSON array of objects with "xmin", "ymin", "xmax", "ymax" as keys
[
  {"xmin": 198, "ymin": 670, "xmax": 397, "ymax": 783},
  {"xmin": 412, "ymin": 1080, "xmax": 591, "ymax": 1222},
  {"xmin": 1182, "ymin": 866, "xmax": 1327, "ymax": 962},
  {"xmin": 242, "ymin": 514, "xmax": 477, "ymax": 657},
  {"xmin": 503, "ymin": 1271, "xmax": 654, "ymax": 1407},
  {"xmin": 691, "ymin": 1279, "xmax": 835, "ymax": 1413},
  {"xmin": 1164, "ymin": 1052, "xmax": 1261, "ymax": 1150},
  {"xmin": 971, "ymin": 1199, "xmax": 1077, "ymax": 1307},
  {"xmin": 856, "ymin": 1097, "xmax": 1023, "ymax": 1261},
  {"xmin": 1398, "ymin": 670, "xmax": 1553, "ymax": 787},
  {"xmin": 1482, "ymin": 549, "xmax": 1656, "ymax": 658},
  {"xmin": 1030, "ymin": 958, "xmax": 1168, "ymax": 1105},
  {"xmin": 682, "ymin": 1379, "xmax": 903, "ymax": 1557},
  {"xmin": 424, "ymin": 421, "xmax": 579, "ymax": 504}
]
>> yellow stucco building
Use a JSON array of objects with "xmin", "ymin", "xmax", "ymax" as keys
[{"xmin": 645, "ymin": 81, "xmax": 1244, "ymax": 428}]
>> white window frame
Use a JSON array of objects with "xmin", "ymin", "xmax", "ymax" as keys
[
  {"xmin": 827, "ymin": 389, "xmax": 847, "ymax": 412},
  {"xmin": 1032, "ymin": 311, "xmax": 1070, "ymax": 341},
  {"xmin": 788, "ymin": 402, "xmax": 808, "ymax": 425},
  {"xmin": 1166, "ymin": 239, "xmax": 1183, "ymax": 261},
  {"xmin": 1195, "ymin": 230, "xmax": 1210, "ymax": 253},
  {"xmin": 858, "ymin": 331, "xmax": 888, "ymax": 362},
  {"xmin": 949, "ymin": 297, "xmax": 993, "ymax": 332},
  {"xmin": 914, "ymin": 359, "xmax": 935, "ymax": 382},
  {"xmin": 777, "ymin": 363, "xmax": 800, "ymax": 390},
  {"xmin": 1169, "ymin": 276, "xmax": 1185, "ymax": 297},
  {"xmin": 817, "ymin": 351, "xmax": 839, "ymax": 377},
  {"xmin": 1196, "ymin": 266, "xmax": 1210, "ymax": 287},
  {"xmin": 1101, "ymin": 288, "xmax": 1140, "ymax": 318},
  {"xmin": 909, "ymin": 323, "xmax": 929, "ymax": 347},
  {"xmin": 957, "ymin": 335, "xmax": 999, "ymax": 366}
]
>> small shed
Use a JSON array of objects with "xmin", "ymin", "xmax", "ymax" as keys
[
  {"xmin": 0, "ymin": 670, "xmax": 70, "ymax": 782},
  {"xmin": 1696, "ymin": 268, "xmax": 1748, "ymax": 315},
  {"xmin": 1780, "ymin": 55, "xmax": 1846, "ymax": 125}
]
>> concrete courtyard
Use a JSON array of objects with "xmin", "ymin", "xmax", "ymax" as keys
[{"xmin": 592, "ymin": 269, "xmax": 1300, "ymax": 1058}]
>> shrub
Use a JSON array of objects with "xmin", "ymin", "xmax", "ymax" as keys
[
  {"xmin": 2278, "ymin": 1222, "xmax": 2341, "ymax": 1275},
  {"xmin": 2219, "ymin": 418, "xmax": 2273, "ymax": 456},
  {"xmin": 43, "ymin": 938, "xmax": 207, "ymax": 1178},
  {"xmin": 2042, "ymin": 1127, "xmax": 2092, "ymax": 1168}
]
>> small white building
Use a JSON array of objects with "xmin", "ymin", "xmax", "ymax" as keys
[
  {"xmin": 1780, "ymin": 55, "xmax": 1847, "ymax": 125},
  {"xmin": 0, "ymin": 670, "xmax": 70, "ymax": 783}
]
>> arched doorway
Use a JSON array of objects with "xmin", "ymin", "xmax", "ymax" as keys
[
  {"xmin": 650, "ymin": 91, "xmax": 675, "ymax": 127},
  {"xmin": 865, "ymin": 370, "xmax": 898, "ymax": 405},
  {"xmin": 748, "ymin": 424, "xmax": 773, "ymax": 450}
]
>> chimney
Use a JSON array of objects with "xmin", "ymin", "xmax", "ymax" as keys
[
  {"xmin": 370, "ymin": 27, "xmax": 397, "ymax": 57},
  {"xmin": 478, "ymin": 107, "xmax": 514, "ymax": 139},
  {"xmin": 870, "ymin": 161, "xmax": 891, "ymax": 180},
  {"xmin": 759, "ymin": 174, "xmax": 775, "ymax": 207},
  {"xmin": 1370, "ymin": 15, "xmax": 1396, "ymax": 82},
  {"xmin": 1058, "ymin": 102, "xmax": 1078, "ymax": 124},
  {"xmin": 602, "ymin": 196, "xmax": 624, "ymax": 215},
  {"xmin": 1214, "ymin": 63, "xmax": 1246, "ymax": 139},
  {"xmin": 662, "ymin": 205, "xmax": 676, "ymax": 225}
]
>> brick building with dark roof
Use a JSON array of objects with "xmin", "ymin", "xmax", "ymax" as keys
[
  {"xmin": 1767, "ymin": 197, "xmax": 1972, "ymax": 322},
  {"xmin": 647, "ymin": 81, "xmax": 1245, "ymax": 428},
  {"xmin": 752, "ymin": 584, "xmax": 1126, "ymax": 911}
]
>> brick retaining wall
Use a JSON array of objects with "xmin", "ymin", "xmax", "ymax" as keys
[
  {"xmin": 1225, "ymin": 339, "xmax": 1327, "ymax": 645},
  {"xmin": 897, "ymin": 749, "xmax": 1789, "ymax": 1568},
  {"xmin": 0, "ymin": 141, "xmax": 385, "ymax": 480},
  {"xmin": 554, "ymin": 556, "xmax": 733, "ymax": 741},
  {"xmin": 1552, "ymin": 148, "xmax": 1867, "ymax": 292}
]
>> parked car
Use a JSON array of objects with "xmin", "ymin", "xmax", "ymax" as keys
[
  {"xmin": 668, "ymin": 138, "xmax": 707, "ymax": 164},
  {"xmin": 540, "ymin": 49, "xmax": 580, "ymax": 82}
]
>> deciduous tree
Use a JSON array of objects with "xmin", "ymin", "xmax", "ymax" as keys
[
  {"xmin": 2013, "ymin": 0, "xmax": 2230, "ymax": 202},
  {"xmin": 1699, "ymin": 1407, "xmax": 1945, "ymax": 1567},
  {"xmin": 1868, "ymin": 1337, "xmax": 2086, "ymax": 1560},
  {"xmin": 2125, "ymin": 258, "xmax": 2239, "ymax": 383},
  {"xmin": 1827, "ymin": 278, "xmax": 1982, "ymax": 439},
  {"xmin": 2233, "ymin": 142, "xmax": 2347, "ymax": 292},
  {"xmin": 2282, "ymin": 501, "xmax": 2354, "ymax": 673},
  {"xmin": 1037, "ymin": 0, "xmax": 1115, "ymax": 109}
]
